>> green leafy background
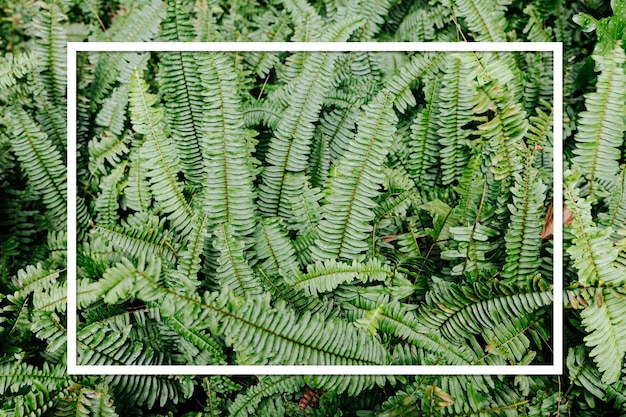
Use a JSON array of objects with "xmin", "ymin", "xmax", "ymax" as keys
[{"xmin": 0, "ymin": 0, "xmax": 625, "ymax": 415}]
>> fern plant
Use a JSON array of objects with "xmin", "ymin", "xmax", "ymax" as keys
[{"xmin": 0, "ymin": 0, "xmax": 625, "ymax": 416}]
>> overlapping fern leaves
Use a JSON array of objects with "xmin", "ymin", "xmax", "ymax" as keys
[
  {"xmin": 4, "ymin": 0, "xmax": 626, "ymax": 415},
  {"xmin": 70, "ymin": 43, "xmax": 554, "ymax": 399}
]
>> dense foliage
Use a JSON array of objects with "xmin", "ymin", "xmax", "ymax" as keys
[{"xmin": 0, "ymin": 0, "xmax": 624, "ymax": 416}]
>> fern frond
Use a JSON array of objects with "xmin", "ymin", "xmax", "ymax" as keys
[
  {"xmin": 566, "ymin": 345, "xmax": 609, "ymax": 401},
  {"xmin": 473, "ymin": 85, "xmax": 526, "ymax": 182},
  {"xmin": 580, "ymin": 289, "xmax": 626, "ymax": 384},
  {"xmin": 31, "ymin": 1, "xmax": 67, "ymax": 107},
  {"xmin": 2, "ymin": 385, "xmax": 57, "ymax": 417},
  {"xmin": 213, "ymin": 223, "xmax": 261, "ymax": 297},
  {"xmin": 385, "ymin": 52, "xmax": 445, "ymax": 113},
  {"xmin": 527, "ymin": 102, "xmax": 554, "ymax": 173},
  {"xmin": 92, "ymin": 56, "xmax": 147, "ymax": 139},
  {"xmin": 31, "ymin": 311, "xmax": 66, "ymax": 361},
  {"xmin": 523, "ymin": 53, "xmax": 554, "ymax": 116},
  {"xmin": 564, "ymin": 170, "xmax": 622, "ymax": 286},
  {"xmin": 6, "ymin": 105, "xmax": 66, "ymax": 230},
  {"xmin": 454, "ymin": 0, "xmax": 507, "ymax": 42},
  {"xmin": 11, "ymin": 263, "xmax": 60, "ymax": 295},
  {"xmin": 87, "ymin": 0, "xmax": 164, "ymax": 106},
  {"xmin": 196, "ymin": 52, "xmax": 257, "ymax": 238},
  {"xmin": 417, "ymin": 280, "xmax": 553, "ymax": 343},
  {"xmin": 599, "ymin": 165, "xmax": 626, "ymax": 235},
  {"xmin": 285, "ymin": 258, "xmax": 392, "ymax": 297},
  {"xmin": 351, "ymin": 0, "xmax": 393, "ymax": 41},
  {"xmin": 523, "ymin": 4, "xmax": 554, "ymax": 42},
  {"xmin": 97, "ymin": 255, "xmax": 163, "ymax": 304},
  {"xmin": 258, "ymin": 17, "xmax": 362, "ymax": 218},
  {"xmin": 159, "ymin": 0, "xmax": 205, "ymax": 185},
  {"xmin": 0, "ymin": 358, "xmax": 67, "ymax": 394},
  {"xmin": 313, "ymin": 90, "xmax": 397, "ymax": 261},
  {"xmin": 87, "ymin": 132, "xmax": 130, "ymax": 175},
  {"xmin": 170, "ymin": 214, "xmax": 207, "ymax": 295},
  {"xmin": 395, "ymin": 7, "xmax": 436, "ymax": 41},
  {"xmin": 128, "ymin": 67, "xmax": 195, "ymax": 237},
  {"xmin": 407, "ymin": 74, "xmax": 443, "ymax": 190},
  {"xmin": 105, "ymin": 373, "xmax": 194, "ymax": 409},
  {"xmin": 308, "ymin": 131, "xmax": 331, "ymax": 188},
  {"xmin": 228, "ymin": 376, "xmax": 305, "ymax": 417},
  {"xmin": 94, "ymin": 161, "xmax": 127, "ymax": 227},
  {"xmin": 256, "ymin": 267, "xmax": 336, "ymax": 317},
  {"xmin": 284, "ymin": 174, "xmax": 322, "ymax": 236},
  {"xmin": 32, "ymin": 279, "xmax": 67, "ymax": 313},
  {"xmin": 93, "ymin": 213, "xmax": 180, "ymax": 266},
  {"xmin": 345, "ymin": 298, "xmax": 480, "ymax": 365},
  {"xmin": 321, "ymin": 96, "xmax": 362, "ymax": 162},
  {"xmin": 502, "ymin": 160, "xmax": 547, "ymax": 282},
  {"xmin": 220, "ymin": 294, "xmax": 390, "ymax": 365},
  {"xmin": 254, "ymin": 217, "xmax": 299, "ymax": 276},
  {"xmin": 124, "ymin": 140, "xmax": 152, "ymax": 212},
  {"xmin": 55, "ymin": 384, "xmax": 119, "ymax": 417},
  {"xmin": 437, "ymin": 55, "xmax": 474, "ymax": 185},
  {"xmin": 166, "ymin": 314, "xmax": 226, "ymax": 365},
  {"xmin": 572, "ymin": 45, "xmax": 626, "ymax": 195},
  {"xmin": 242, "ymin": 98, "xmax": 285, "ymax": 130},
  {"xmin": 441, "ymin": 223, "xmax": 499, "ymax": 276},
  {"xmin": 305, "ymin": 374, "xmax": 388, "ymax": 397},
  {"xmin": 0, "ymin": 52, "xmax": 35, "ymax": 92}
]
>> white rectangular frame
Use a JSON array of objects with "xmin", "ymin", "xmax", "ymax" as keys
[{"xmin": 67, "ymin": 41, "xmax": 563, "ymax": 376}]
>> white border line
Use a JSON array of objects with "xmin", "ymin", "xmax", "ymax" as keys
[{"xmin": 67, "ymin": 42, "xmax": 563, "ymax": 376}]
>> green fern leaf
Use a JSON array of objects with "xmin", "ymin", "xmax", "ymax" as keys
[
  {"xmin": 572, "ymin": 45, "xmax": 626, "ymax": 195},
  {"xmin": 437, "ymin": 55, "xmax": 475, "ymax": 185},
  {"xmin": 166, "ymin": 314, "xmax": 227, "ymax": 365},
  {"xmin": 351, "ymin": 0, "xmax": 393, "ymax": 41},
  {"xmin": 258, "ymin": 17, "xmax": 362, "ymax": 218},
  {"xmin": 220, "ymin": 294, "xmax": 390, "ymax": 365},
  {"xmin": 97, "ymin": 255, "xmax": 163, "ymax": 304},
  {"xmin": 196, "ymin": 52, "xmax": 257, "ymax": 238},
  {"xmin": 93, "ymin": 213, "xmax": 180, "ymax": 266},
  {"xmin": 124, "ymin": 140, "xmax": 153, "ymax": 212},
  {"xmin": 285, "ymin": 258, "xmax": 392, "ymax": 297},
  {"xmin": 454, "ymin": 0, "xmax": 507, "ymax": 42},
  {"xmin": 254, "ymin": 217, "xmax": 299, "ymax": 276},
  {"xmin": 386, "ymin": 52, "xmax": 445, "ymax": 113},
  {"xmin": 228, "ymin": 376, "xmax": 304, "ymax": 417},
  {"xmin": 94, "ymin": 161, "xmax": 127, "ymax": 227},
  {"xmin": 245, "ymin": 12, "xmax": 292, "ymax": 77},
  {"xmin": 313, "ymin": 90, "xmax": 397, "ymax": 260},
  {"xmin": 0, "ymin": 52, "xmax": 35, "ymax": 91},
  {"xmin": 0, "ymin": 358, "xmax": 67, "ymax": 394},
  {"xmin": 417, "ymin": 281, "xmax": 553, "ymax": 343},
  {"xmin": 580, "ymin": 289, "xmax": 626, "ymax": 384},
  {"xmin": 88, "ymin": 0, "xmax": 164, "ymax": 108},
  {"xmin": 599, "ymin": 165, "xmax": 626, "ymax": 235},
  {"xmin": 170, "ymin": 214, "xmax": 208, "ymax": 295},
  {"xmin": 87, "ymin": 132, "xmax": 130, "ymax": 175},
  {"xmin": 159, "ymin": 0, "xmax": 205, "ymax": 185},
  {"xmin": 213, "ymin": 223, "xmax": 261, "ymax": 297},
  {"xmin": 564, "ymin": 169, "xmax": 622, "ymax": 286},
  {"xmin": 256, "ymin": 266, "xmax": 336, "ymax": 317},
  {"xmin": 502, "ymin": 160, "xmax": 547, "ymax": 282},
  {"xmin": 11, "ymin": 263, "xmax": 59, "ymax": 295},
  {"xmin": 128, "ymin": 67, "xmax": 195, "ymax": 237},
  {"xmin": 31, "ymin": 1, "xmax": 66, "ymax": 107},
  {"xmin": 407, "ymin": 73, "xmax": 443, "ymax": 189},
  {"xmin": 321, "ymin": 94, "xmax": 362, "ymax": 162},
  {"xmin": 6, "ymin": 106, "xmax": 66, "ymax": 230},
  {"xmin": 345, "ymin": 298, "xmax": 479, "ymax": 365}
]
